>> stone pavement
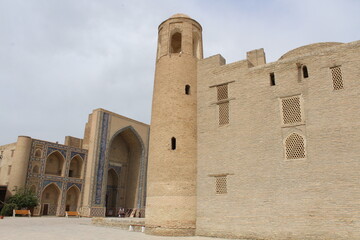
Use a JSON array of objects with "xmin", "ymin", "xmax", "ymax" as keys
[{"xmin": 0, "ymin": 217, "xmax": 236, "ymax": 240}]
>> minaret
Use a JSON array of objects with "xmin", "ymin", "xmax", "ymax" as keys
[
  {"xmin": 6, "ymin": 136, "xmax": 32, "ymax": 198},
  {"xmin": 145, "ymin": 14, "xmax": 203, "ymax": 236}
]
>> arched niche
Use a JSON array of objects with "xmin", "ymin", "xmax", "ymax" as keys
[
  {"xmin": 106, "ymin": 169, "xmax": 119, "ymax": 216},
  {"xmin": 65, "ymin": 186, "xmax": 80, "ymax": 212},
  {"xmin": 69, "ymin": 155, "xmax": 83, "ymax": 178},
  {"xmin": 32, "ymin": 165, "xmax": 39, "ymax": 174},
  {"xmin": 106, "ymin": 126, "xmax": 145, "ymax": 212},
  {"xmin": 34, "ymin": 149, "xmax": 42, "ymax": 158},
  {"xmin": 170, "ymin": 31, "xmax": 182, "ymax": 54},
  {"xmin": 41, "ymin": 183, "xmax": 60, "ymax": 216},
  {"xmin": 45, "ymin": 151, "xmax": 65, "ymax": 176}
]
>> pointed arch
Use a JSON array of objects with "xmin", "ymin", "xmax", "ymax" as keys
[
  {"xmin": 106, "ymin": 168, "xmax": 119, "ymax": 216},
  {"xmin": 285, "ymin": 133, "xmax": 306, "ymax": 159},
  {"xmin": 170, "ymin": 31, "xmax": 182, "ymax": 54},
  {"xmin": 65, "ymin": 185, "xmax": 80, "ymax": 212},
  {"xmin": 106, "ymin": 125, "xmax": 146, "ymax": 210},
  {"xmin": 107, "ymin": 168, "xmax": 119, "ymax": 186},
  {"xmin": 34, "ymin": 149, "xmax": 42, "ymax": 158},
  {"xmin": 41, "ymin": 183, "xmax": 61, "ymax": 216},
  {"xmin": 45, "ymin": 151, "xmax": 65, "ymax": 176},
  {"xmin": 32, "ymin": 165, "xmax": 39, "ymax": 174},
  {"xmin": 69, "ymin": 155, "xmax": 83, "ymax": 178}
]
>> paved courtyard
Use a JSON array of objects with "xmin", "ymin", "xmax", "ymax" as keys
[{"xmin": 0, "ymin": 217, "xmax": 235, "ymax": 240}]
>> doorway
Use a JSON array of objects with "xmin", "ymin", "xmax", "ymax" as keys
[{"xmin": 42, "ymin": 204, "xmax": 49, "ymax": 215}]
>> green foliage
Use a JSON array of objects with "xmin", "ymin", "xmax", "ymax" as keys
[
  {"xmin": 7, "ymin": 188, "xmax": 39, "ymax": 209},
  {"xmin": 0, "ymin": 203, "xmax": 17, "ymax": 216}
]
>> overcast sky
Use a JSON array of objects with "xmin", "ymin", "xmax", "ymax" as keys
[{"xmin": 1, "ymin": 0, "xmax": 359, "ymax": 145}]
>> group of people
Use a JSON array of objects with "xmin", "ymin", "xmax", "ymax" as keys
[{"xmin": 117, "ymin": 207, "xmax": 125, "ymax": 218}]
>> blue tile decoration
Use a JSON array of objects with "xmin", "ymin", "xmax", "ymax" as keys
[
  {"xmin": 43, "ymin": 180, "xmax": 63, "ymax": 190},
  {"xmin": 67, "ymin": 182, "xmax": 82, "ymax": 191},
  {"xmin": 70, "ymin": 151, "xmax": 86, "ymax": 160},
  {"xmin": 95, "ymin": 112, "xmax": 109, "ymax": 204},
  {"xmin": 47, "ymin": 147, "xmax": 67, "ymax": 158}
]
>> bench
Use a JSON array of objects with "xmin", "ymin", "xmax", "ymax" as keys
[
  {"xmin": 128, "ymin": 224, "xmax": 145, "ymax": 232},
  {"xmin": 65, "ymin": 211, "xmax": 80, "ymax": 218},
  {"xmin": 13, "ymin": 209, "xmax": 31, "ymax": 217}
]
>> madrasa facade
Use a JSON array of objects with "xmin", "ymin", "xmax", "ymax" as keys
[
  {"xmin": 0, "ymin": 109, "xmax": 149, "ymax": 217},
  {"xmin": 1, "ymin": 14, "xmax": 360, "ymax": 240}
]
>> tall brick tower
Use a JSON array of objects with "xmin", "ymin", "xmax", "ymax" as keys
[{"xmin": 145, "ymin": 14, "xmax": 203, "ymax": 236}]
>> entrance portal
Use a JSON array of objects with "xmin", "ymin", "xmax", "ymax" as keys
[{"xmin": 105, "ymin": 127, "xmax": 144, "ymax": 216}]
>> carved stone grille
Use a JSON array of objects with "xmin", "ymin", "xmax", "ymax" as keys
[
  {"xmin": 331, "ymin": 66, "xmax": 343, "ymax": 90},
  {"xmin": 219, "ymin": 102, "xmax": 229, "ymax": 126},
  {"xmin": 285, "ymin": 133, "xmax": 305, "ymax": 159},
  {"xmin": 215, "ymin": 176, "xmax": 227, "ymax": 194},
  {"xmin": 281, "ymin": 96, "xmax": 302, "ymax": 124},
  {"xmin": 217, "ymin": 84, "xmax": 228, "ymax": 101}
]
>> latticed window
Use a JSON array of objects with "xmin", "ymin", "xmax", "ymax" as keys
[
  {"xmin": 281, "ymin": 96, "xmax": 302, "ymax": 125},
  {"xmin": 216, "ymin": 84, "xmax": 229, "ymax": 126},
  {"xmin": 215, "ymin": 176, "xmax": 227, "ymax": 194},
  {"xmin": 331, "ymin": 66, "xmax": 343, "ymax": 90},
  {"xmin": 217, "ymin": 84, "xmax": 228, "ymax": 101},
  {"xmin": 285, "ymin": 133, "xmax": 305, "ymax": 159},
  {"xmin": 218, "ymin": 102, "xmax": 229, "ymax": 125}
]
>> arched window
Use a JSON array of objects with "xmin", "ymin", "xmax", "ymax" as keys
[
  {"xmin": 68, "ymin": 155, "xmax": 83, "ymax": 178},
  {"xmin": 66, "ymin": 186, "xmax": 80, "ymax": 212},
  {"xmin": 171, "ymin": 137, "xmax": 176, "ymax": 150},
  {"xmin": 32, "ymin": 165, "xmax": 39, "ymax": 174},
  {"xmin": 45, "ymin": 151, "xmax": 65, "ymax": 176},
  {"xmin": 285, "ymin": 133, "xmax": 305, "ymax": 159},
  {"xmin": 185, "ymin": 85, "xmax": 190, "ymax": 95},
  {"xmin": 302, "ymin": 66, "xmax": 309, "ymax": 78},
  {"xmin": 170, "ymin": 32, "xmax": 182, "ymax": 54},
  {"xmin": 35, "ymin": 149, "xmax": 42, "ymax": 158}
]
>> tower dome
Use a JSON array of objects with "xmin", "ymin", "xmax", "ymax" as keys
[{"xmin": 170, "ymin": 13, "xmax": 190, "ymax": 18}]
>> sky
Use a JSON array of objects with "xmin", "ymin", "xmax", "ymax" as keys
[{"xmin": 1, "ymin": 0, "xmax": 359, "ymax": 145}]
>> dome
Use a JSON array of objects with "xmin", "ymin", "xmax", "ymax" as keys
[
  {"xmin": 170, "ymin": 13, "xmax": 190, "ymax": 19},
  {"xmin": 279, "ymin": 42, "xmax": 343, "ymax": 60}
]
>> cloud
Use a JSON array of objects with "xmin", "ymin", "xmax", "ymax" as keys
[{"xmin": 0, "ymin": 0, "xmax": 359, "ymax": 144}]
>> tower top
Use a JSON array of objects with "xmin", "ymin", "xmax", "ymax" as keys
[{"xmin": 159, "ymin": 13, "xmax": 202, "ymax": 31}]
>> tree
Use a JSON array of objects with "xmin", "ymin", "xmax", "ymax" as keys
[
  {"xmin": 7, "ymin": 187, "xmax": 39, "ymax": 209},
  {"xmin": 0, "ymin": 203, "xmax": 17, "ymax": 216}
]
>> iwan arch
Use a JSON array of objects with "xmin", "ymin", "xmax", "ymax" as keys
[{"xmin": 1, "ymin": 13, "xmax": 360, "ymax": 240}]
